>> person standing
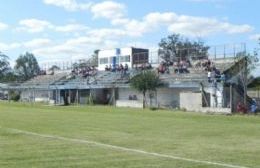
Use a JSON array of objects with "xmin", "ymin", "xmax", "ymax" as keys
[{"xmin": 208, "ymin": 70, "xmax": 212, "ymax": 83}]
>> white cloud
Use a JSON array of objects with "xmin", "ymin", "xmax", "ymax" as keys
[
  {"xmin": 110, "ymin": 12, "xmax": 253, "ymax": 37},
  {"xmin": 43, "ymin": 0, "xmax": 92, "ymax": 11},
  {"xmin": 32, "ymin": 33, "xmax": 122, "ymax": 61},
  {"xmin": 87, "ymin": 28, "xmax": 127, "ymax": 39},
  {"xmin": 167, "ymin": 14, "xmax": 253, "ymax": 37},
  {"xmin": 18, "ymin": 19, "xmax": 53, "ymax": 33},
  {"xmin": 17, "ymin": 19, "xmax": 89, "ymax": 34},
  {"xmin": 24, "ymin": 38, "xmax": 52, "ymax": 48},
  {"xmin": 249, "ymin": 34, "xmax": 260, "ymax": 41},
  {"xmin": 54, "ymin": 24, "xmax": 89, "ymax": 32},
  {"xmin": 41, "ymin": 0, "xmax": 252, "ymax": 38},
  {"xmin": 28, "ymin": 28, "xmax": 129, "ymax": 61},
  {"xmin": 0, "ymin": 22, "xmax": 8, "ymax": 31},
  {"xmin": 0, "ymin": 42, "xmax": 21, "ymax": 51},
  {"xmin": 188, "ymin": 0, "xmax": 224, "ymax": 2},
  {"xmin": 91, "ymin": 1, "xmax": 126, "ymax": 19}
]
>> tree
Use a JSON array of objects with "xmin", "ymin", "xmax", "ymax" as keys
[
  {"xmin": 14, "ymin": 52, "xmax": 40, "ymax": 81},
  {"xmin": 235, "ymin": 46, "xmax": 259, "ymax": 106},
  {"xmin": 88, "ymin": 49, "xmax": 99, "ymax": 67},
  {"xmin": 0, "ymin": 52, "xmax": 11, "ymax": 78},
  {"xmin": 130, "ymin": 70, "xmax": 161, "ymax": 108},
  {"xmin": 48, "ymin": 65, "xmax": 60, "ymax": 72},
  {"xmin": 158, "ymin": 34, "xmax": 209, "ymax": 62}
]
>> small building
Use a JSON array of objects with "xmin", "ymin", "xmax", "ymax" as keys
[{"xmin": 98, "ymin": 47, "xmax": 149, "ymax": 71}]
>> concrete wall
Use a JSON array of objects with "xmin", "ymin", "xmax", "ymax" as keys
[
  {"xmin": 117, "ymin": 88, "xmax": 142, "ymax": 101},
  {"xmin": 180, "ymin": 92, "xmax": 231, "ymax": 114},
  {"xmin": 79, "ymin": 89, "xmax": 112, "ymax": 105},
  {"xmin": 118, "ymin": 87, "xmax": 198, "ymax": 108},
  {"xmin": 21, "ymin": 90, "xmax": 52, "ymax": 102},
  {"xmin": 204, "ymin": 85, "xmax": 224, "ymax": 108},
  {"xmin": 180, "ymin": 92, "xmax": 202, "ymax": 110},
  {"xmin": 116, "ymin": 100, "xmax": 143, "ymax": 108}
]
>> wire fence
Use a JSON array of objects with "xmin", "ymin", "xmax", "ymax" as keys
[{"xmin": 39, "ymin": 43, "xmax": 247, "ymax": 71}]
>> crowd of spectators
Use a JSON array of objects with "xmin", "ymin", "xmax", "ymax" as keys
[
  {"xmin": 157, "ymin": 60, "xmax": 190, "ymax": 74},
  {"xmin": 134, "ymin": 63, "xmax": 152, "ymax": 71},
  {"xmin": 72, "ymin": 66, "xmax": 97, "ymax": 78},
  {"xmin": 105, "ymin": 64, "xmax": 129, "ymax": 73}
]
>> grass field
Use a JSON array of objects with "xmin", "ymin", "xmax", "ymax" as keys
[{"xmin": 0, "ymin": 102, "xmax": 260, "ymax": 168}]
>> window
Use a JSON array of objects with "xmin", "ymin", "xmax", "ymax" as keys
[
  {"xmin": 120, "ymin": 55, "xmax": 130, "ymax": 63},
  {"xmin": 100, "ymin": 58, "xmax": 108, "ymax": 64},
  {"xmin": 109, "ymin": 56, "xmax": 119, "ymax": 64}
]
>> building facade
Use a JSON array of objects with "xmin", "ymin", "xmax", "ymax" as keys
[{"xmin": 98, "ymin": 47, "xmax": 149, "ymax": 71}]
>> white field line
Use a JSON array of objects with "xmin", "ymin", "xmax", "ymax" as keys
[{"xmin": 1, "ymin": 126, "xmax": 250, "ymax": 168}]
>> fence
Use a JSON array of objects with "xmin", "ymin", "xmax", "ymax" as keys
[{"xmin": 39, "ymin": 43, "xmax": 247, "ymax": 71}]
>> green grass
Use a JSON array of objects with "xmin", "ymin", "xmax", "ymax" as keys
[{"xmin": 0, "ymin": 102, "xmax": 260, "ymax": 168}]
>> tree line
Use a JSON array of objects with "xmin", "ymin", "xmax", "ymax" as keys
[{"xmin": 0, "ymin": 52, "xmax": 40, "ymax": 83}]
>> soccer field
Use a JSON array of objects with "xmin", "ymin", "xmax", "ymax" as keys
[{"xmin": 0, "ymin": 102, "xmax": 259, "ymax": 168}]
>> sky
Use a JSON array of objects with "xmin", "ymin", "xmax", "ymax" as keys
[{"xmin": 0, "ymin": 0, "xmax": 260, "ymax": 72}]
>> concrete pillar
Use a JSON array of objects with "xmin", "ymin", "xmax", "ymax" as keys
[
  {"xmin": 230, "ymin": 84, "xmax": 233, "ymax": 112},
  {"xmin": 112, "ymin": 88, "xmax": 116, "ymax": 106}
]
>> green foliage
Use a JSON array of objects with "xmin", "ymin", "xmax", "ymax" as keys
[
  {"xmin": 8, "ymin": 90, "xmax": 20, "ymax": 101},
  {"xmin": 0, "ymin": 72, "xmax": 18, "ymax": 83},
  {"xmin": 73, "ymin": 50, "xmax": 99, "ymax": 70},
  {"xmin": 89, "ymin": 49, "xmax": 99, "ymax": 67},
  {"xmin": 130, "ymin": 70, "xmax": 161, "ymax": 93},
  {"xmin": 130, "ymin": 70, "xmax": 161, "ymax": 108},
  {"xmin": 0, "ymin": 52, "xmax": 11, "ymax": 79},
  {"xmin": 158, "ymin": 33, "xmax": 209, "ymax": 62},
  {"xmin": 48, "ymin": 65, "xmax": 60, "ymax": 71},
  {"xmin": 14, "ymin": 52, "xmax": 40, "ymax": 81}
]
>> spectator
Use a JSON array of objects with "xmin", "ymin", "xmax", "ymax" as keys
[
  {"xmin": 220, "ymin": 73, "xmax": 226, "ymax": 83},
  {"xmin": 158, "ymin": 63, "xmax": 165, "ymax": 74},
  {"xmin": 250, "ymin": 99, "xmax": 257, "ymax": 114},
  {"xmin": 119, "ymin": 64, "xmax": 124, "ymax": 71},
  {"xmin": 237, "ymin": 102, "xmax": 247, "ymax": 114},
  {"xmin": 208, "ymin": 70, "xmax": 212, "ymax": 83},
  {"xmin": 105, "ymin": 65, "xmax": 109, "ymax": 71},
  {"xmin": 124, "ymin": 64, "xmax": 129, "ymax": 71}
]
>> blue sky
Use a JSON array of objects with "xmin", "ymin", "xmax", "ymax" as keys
[{"xmin": 0, "ymin": 0, "xmax": 260, "ymax": 71}]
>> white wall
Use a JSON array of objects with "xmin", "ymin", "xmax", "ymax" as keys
[
  {"xmin": 204, "ymin": 84, "xmax": 224, "ymax": 108},
  {"xmin": 117, "ymin": 88, "xmax": 198, "ymax": 108},
  {"xmin": 116, "ymin": 100, "xmax": 143, "ymax": 108},
  {"xmin": 180, "ymin": 92, "xmax": 202, "ymax": 110},
  {"xmin": 180, "ymin": 92, "xmax": 231, "ymax": 114},
  {"xmin": 21, "ymin": 90, "xmax": 52, "ymax": 102}
]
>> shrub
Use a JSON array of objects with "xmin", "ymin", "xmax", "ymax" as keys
[{"xmin": 9, "ymin": 90, "xmax": 20, "ymax": 102}]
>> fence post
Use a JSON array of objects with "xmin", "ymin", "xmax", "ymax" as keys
[
  {"xmin": 214, "ymin": 46, "xmax": 217, "ymax": 60},
  {"xmin": 224, "ymin": 45, "xmax": 226, "ymax": 59},
  {"xmin": 230, "ymin": 84, "xmax": 233, "ymax": 112}
]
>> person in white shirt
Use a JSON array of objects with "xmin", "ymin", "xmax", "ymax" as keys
[{"xmin": 208, "ymin": 71, "xmax": 211, "ymax": 83}]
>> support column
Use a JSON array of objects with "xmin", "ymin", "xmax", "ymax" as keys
[
  {"xmin": 55, "ymin": 89, "xmax": 58, "ymax": 105},
  {"xmin": 8, "ymin": 89, "xmax": 10, "ymax": 102},
  {"xmin": 68, "ymin": 90, "xmax": 71, "ymax": 104},
  {"xmin": 76, "ymin": 89, "xmax": 78, "ymax": 105},
  {"xmin": 112, "ymin": 88, "xmax": 116, "ymax": 106},
  {"xmin": 230, "ymin": 84, "xmax": 233, "ymax": 112}
]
